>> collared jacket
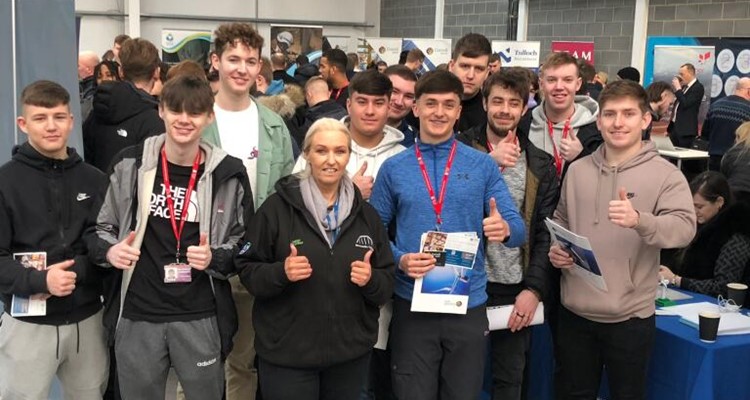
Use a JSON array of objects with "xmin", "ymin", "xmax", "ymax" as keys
[
  {"xmin": 86, "ymin": 134, "xmax": 254, "ymax": 359},
  {"xmin": 0, "ymin": 143, "xmax": 107, "ymax": 325},
  {"xmin": 237, "ymin": 175, "xmax": 394, "ymax": 368},
  {"xmin": 554, "ymin": 142, "xmax": 695, "ymax": 323},
  {"xmin": 201, "ymin": 101, "xmax": 294, "ymax": 209},
  {"xmin": 457, "ymin": 124, "xmax": 559, "ymax": 302}
]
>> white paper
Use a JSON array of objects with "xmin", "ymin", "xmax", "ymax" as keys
[
  {"xmin": 545, "ymin": 219, "xmax": 607, "ymax": 292},
  {"xmin": 680, "ymin": 310, "xmax": 750, "ymax": 336},
  {"xmin": 411, "ymin": 232, "xmax": 479, "ymax": 314},
  {"xmin": 487, "ymin": 303, "xmax": 545, "ymax": 331},
  {"xmin": 11, "ymin": 252, "xmax": 48, "ymax": 317},
  {"xmin": 374, "ymin": 300, "xmax": 392, "ymax": 350}
]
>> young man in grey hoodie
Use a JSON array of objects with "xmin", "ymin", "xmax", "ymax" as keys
[
  {"xmin": 549, "ymin": 80, "xmax": 695, "ymax": 399},
  {"xmin": 293, "ymin": 70, "xmax": 405, "ymax": 200},
  {"xmin": 523, "ymin": 52, "xmax": 603, "ymax": 178}
]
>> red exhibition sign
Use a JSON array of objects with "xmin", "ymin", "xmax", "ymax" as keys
[{"xmin": 551, "ymin": 41, "xmax": 595, "ymax": 65}]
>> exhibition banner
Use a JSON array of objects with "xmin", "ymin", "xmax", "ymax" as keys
[
  {"xmin": 403, "ymin": 38, "xmax": 452, "ymax": 73},
  {"xmin": 161, "ymin": 29, "xmax": 212, "ymax": 67},
  {"xmin": 492, "ymin": 40, "xmax": 541, "ymax": 68},
  {"xmin": 653, "ymin": 45, "xmax": 715, "ymax": 127},
  {"xmin": 551, "ymin": 41, "xmax": 594, "ymax": 65},
  {"xmin": 357, "ymin": 37, "xmax": 402, "ymax": 70}
]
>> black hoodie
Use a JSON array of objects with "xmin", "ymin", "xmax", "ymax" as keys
[
  {"xmin": 83, "ymin": 81, "xmax": 164, "ymax": 171},
  {"xmin": 237, "ymin": 175, "xmax": 394, "ymax": 368},
  {"xmin": 0, "ymin": 143, "xmax": 107, "ymax": 325}
]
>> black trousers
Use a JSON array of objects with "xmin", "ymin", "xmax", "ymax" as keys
[
  {"xmin": 389, "ymin": 298, "xmax": 488, "ymax": 400},
  {"xmin": 361, "ymin": 348, "xmax": 395, "ymax": 400},
  {"xmin": 486, "ymin": 290, "xmax": 531, "ymax": 400},
  {"xmin": 555, "ymin": 306, "xmax": 655, "ymax": 400},
  {"xmin": 258, "ymin": 353, "xmax": 370, "ymax": 400}
]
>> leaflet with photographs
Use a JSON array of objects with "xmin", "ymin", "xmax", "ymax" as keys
[{"xmin": 11, "ymin": 252, "xmax": 48, "ymax": 317}]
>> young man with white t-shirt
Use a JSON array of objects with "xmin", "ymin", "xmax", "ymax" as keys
[{"xmin": 200, "ymin": 22, "xmax": 295, "ymax": 400}]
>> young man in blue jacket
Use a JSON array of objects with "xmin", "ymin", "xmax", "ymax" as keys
[
  {"xmin": 370, "ymin": 70, "xmax": 526, "ymax": 400},
  {"xmin": 0, "ymin": 80, "xmax": 108, "ymax": 399}
]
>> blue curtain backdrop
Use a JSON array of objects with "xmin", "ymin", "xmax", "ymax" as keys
[{"xmin": 0, "ymin": 0, "xmax": 83, "ymax": 164}]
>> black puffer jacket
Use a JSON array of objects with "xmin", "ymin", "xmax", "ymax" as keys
[
  {"xmin": 83, "ymin": 81, "xmax": 164, "ymax": 172},
  {"xmin": 0, "ymin": 143, "xmax": 107, "ymax": 325},
  {"xmin": 237, "ymin": 175, "xmax": 394, "ymax": 368}
]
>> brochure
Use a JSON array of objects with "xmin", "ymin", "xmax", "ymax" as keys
[
  {"xmin": 412, "ymin": 231, "xmax": 479, "ymax": 314},
  {"xmin": 11, "ymin": 252, "xmax": 48, "ymax": 317},
  {"xmin": 544, "ymin": 218, "xmax": 607, "ymax": 292}
]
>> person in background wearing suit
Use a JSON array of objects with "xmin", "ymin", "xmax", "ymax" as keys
[{"xmin": 668, "ymin": 63, "xmax": 705, "ymax": 148}]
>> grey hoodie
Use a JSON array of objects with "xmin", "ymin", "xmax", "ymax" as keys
[
  {"xmin": 553, "ymin": 141, "xmax": 696, "ymax": 323},
  {"xmin": 529, "ymin": 95, "xmax": 601, "ymax": 161},
  {"xmin": 293, "ymin": 117, "xmax": 406, "ymax": 179}
]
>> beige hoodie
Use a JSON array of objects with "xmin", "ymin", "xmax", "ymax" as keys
[{"xmin": 554, "ymin": 141, "xmax": 696, "ymax": 323}]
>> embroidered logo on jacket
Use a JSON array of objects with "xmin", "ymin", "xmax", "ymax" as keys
[
  {"xmin": 76, "ymin": 193, "xmax": 91, "ymax": 201},
  {"xmin": 355, "ymin": 235, "xmax": 374, "ymax": 249},
  {"xmin": 116, "ymin": 128, "xmax": 128, "ymax": 137}
]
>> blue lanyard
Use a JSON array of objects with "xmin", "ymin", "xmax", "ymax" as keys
[{"xmin": 325, "ymin": 198, "xmax": 340, "ymax": 244}]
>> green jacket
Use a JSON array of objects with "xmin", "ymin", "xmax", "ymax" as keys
[{"xmin": 202, "ymin": 102, "xmax": 295, "ymax": 208}]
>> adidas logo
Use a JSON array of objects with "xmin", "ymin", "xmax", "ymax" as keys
[
  {"xmin": 355, "ymin": 235, "xmax": 373, "ymax": 249},
  {"xmin": 196, "ymin": 357, "xmax": 217, "ymax": 367}
]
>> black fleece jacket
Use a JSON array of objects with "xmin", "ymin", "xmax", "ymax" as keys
[
  {"xmin": 83, "ymin": 81, "xmax": 164, "ymax": 171},
  {"xmin": 237, "ymin": 175, "xmax": 394, "ymax": 368},
  {"xmin": 0, "ymin": 143, "xmax": 107, "ymax": 325}
]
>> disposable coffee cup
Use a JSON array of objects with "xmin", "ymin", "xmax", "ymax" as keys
[
  {"xmin": 699, "ymin": 311, "xmax": 721, "ymax": 343},
  {"xmin": 727, "ymin": 283, "xmax": 748, "ymax": 308}
]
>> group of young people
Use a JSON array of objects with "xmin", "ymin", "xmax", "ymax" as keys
[{"xmin": 2, "ymin": 21, "xmax": 700, "ymax": 400}]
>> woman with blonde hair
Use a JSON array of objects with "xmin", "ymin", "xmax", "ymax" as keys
[
  {"xmin": 720, "ymin": 121, "xmax": 750, "ymax": 202},
  {"xmin": 236, "ymin": 118, "xmax": 395, "ymax": 400}
]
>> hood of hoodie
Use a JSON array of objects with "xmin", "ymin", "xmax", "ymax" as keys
[
  {"xmin": 92, "ymin": 81, "xmax": 159, "ymax": 125},
  {"xmin": 531, "ymin": 95, "xmax": 599, "ymax": 129},
  {"xmin": 12, "ymin": 142, "xmax": 83, "ymax": 171},
  {"xmin": 342, "ymin": 116, "xmax": 406, "ymax": 178},
  {"xmin": 529, "ymin": 95, "xmax": 599, "ymax": 158}
]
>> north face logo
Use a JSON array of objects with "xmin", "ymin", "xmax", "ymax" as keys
[{"xmin": 355, "ymin": 235, "xmax": 373, "ymax": 249}]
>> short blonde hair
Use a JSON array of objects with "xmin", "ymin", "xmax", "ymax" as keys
[
  {"xmin": 296, "ymin": 118, "xmax": 352, "ymax": 178},
  {"xmin": 736, "ymin": 121, "xmax": 750, "ymax": 149},
  {"xmin": 596, "ymin": 71, "xmax": 609, "ymax": 85}
]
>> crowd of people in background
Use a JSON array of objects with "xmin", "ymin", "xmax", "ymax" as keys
[{"xmin": 3, "ymin": 21, "xmax": 750, "ymax": 400}]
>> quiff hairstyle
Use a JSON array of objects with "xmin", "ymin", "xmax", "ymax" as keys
[
  {"xmin": 540, "ymin": 51, "xmax": 579, "ymax": 77},
  {"xmin": 482, "ymin": 67, "xmax": 530, "ymax": 103},
  {"xmin": 598, "ymin": 80, "xmax": 649, "ymax": 114},
  {"xmin": 213, "ymin": 23, "xmax": 264, "ymax": 57},
  {"xmin": 160, "ymin": 75, "xmax": 214, "ymax": 115}
]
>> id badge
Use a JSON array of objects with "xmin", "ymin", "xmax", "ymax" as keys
[{"xmin": 164, "ymin": 263, "xmax": 192, "ymax": 283}]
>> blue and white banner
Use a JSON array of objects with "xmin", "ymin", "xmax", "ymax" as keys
[
  {"xmin": 402, "ymin": 38, "xmax": 452, "ymax": 73},
  {"xmin": 357, "ymin": 37, "xmax": 402, "ymax": 70},
  {"xmin": 492, "ymin": 40, "xmax": 541, "ymax": 69}
]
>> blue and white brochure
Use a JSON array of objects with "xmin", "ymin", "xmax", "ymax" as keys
[
  {"xmin": 545, "ymin": 218, "xmax": 607, "ymax": 292},
  {"xmin": 11, "ymin": 252, "xmax": 48, "ymax": 317},
  {"xmin": 412, "ymin": 231, "xmax": 479, "ymax": 314}
]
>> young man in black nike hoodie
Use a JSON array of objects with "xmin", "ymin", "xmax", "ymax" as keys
[
  {"xmin": 83, "ymin": 38, "xmax": 165, "ymax": 172},
  {"xmin": 0, "ymin": 80, "xmax": 109, "ymax": 399}
]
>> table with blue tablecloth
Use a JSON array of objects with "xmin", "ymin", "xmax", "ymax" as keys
[{"xmin": 527, "ymin": 290, "xmax": 750, "ymax": 400}]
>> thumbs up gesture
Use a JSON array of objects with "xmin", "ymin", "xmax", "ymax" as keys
[
  {"xmin": 351, "ymin": 161, "xmax": 374, "ymax": 199},
  {"xmin": 483, "ymin": 197, "xmax": 510, "ymax": 243},
  {"xmin": 608, "ymin": 187, "xmax": 640, "ymax": 228},
  {"xmin": 285, "ymin": 244, "xmax": 312, "ymax": 282},
  {"xmin": 46, "ymin": 259, "xmax": 77, "ymax": 297},
  {"xmin": 351, "ymin": 249, "xmax": 373, "ymax": 287},
  {"xmin": 106, "ymin": 231, "xmax": 141, "ymax": 270},
  {"xmin": 489, "ymin": 130, "xmax": 521, "ymax": 168},
  {"xmin": 187, "ymin": 232, "xmax": 212, "ymax": 270},
  {"xmin": 559, "ymin": 129, "xmax": 583, "ymax": 161}
]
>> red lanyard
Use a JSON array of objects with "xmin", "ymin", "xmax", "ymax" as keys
[
  {"xmin": 414, "ymin": 140, "xmax": 458, "ymax": 230},
  {"xmin": 486, "ymin": 135, "xmax": 519, "ymax": 173},
  {"xmin": 547, "ymin": 117, "xmax": 571, "ymax": 177},
  {"xmin": 161, "ymin": 146, "xmax": 201, "ymax": 261}
]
